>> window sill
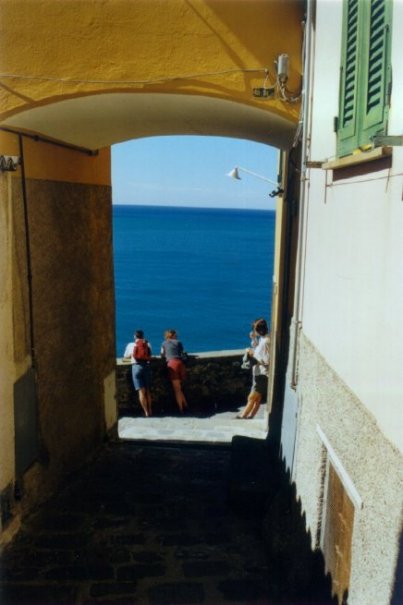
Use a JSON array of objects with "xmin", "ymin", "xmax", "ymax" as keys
[{"xmin": 321, "ymin": 146, "xmax": 392, "ymax": 170}]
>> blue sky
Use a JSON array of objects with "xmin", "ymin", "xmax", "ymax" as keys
[{"xmin": 111, "ymin": 136, "xmax": 279, "ymax": 211}]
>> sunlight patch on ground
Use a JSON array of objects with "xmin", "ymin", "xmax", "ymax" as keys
[{"xmin": 118, "ymin": 408, "xmax": 268, "ymax": 444}]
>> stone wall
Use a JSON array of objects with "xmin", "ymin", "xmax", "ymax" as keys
[
  {"xmin": 116, "ymin": 351, "xmax": 252, "ymax": 417},
  {"xmin": 13, "ymin": 176, "xmax": 115, "ymax": 506},
  {"xmin": 292, "ymin": 332, "xmax": 403, "ymax": 605}
]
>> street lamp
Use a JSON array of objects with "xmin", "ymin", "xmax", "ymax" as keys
[{"xmin": 226, "ymin": 166, "xmax": 283, "ymax": 198}]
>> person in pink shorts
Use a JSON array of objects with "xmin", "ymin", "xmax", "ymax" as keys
[{"xmin": 160, "ymin": 329, "xmax": 188, "ymax": 413}]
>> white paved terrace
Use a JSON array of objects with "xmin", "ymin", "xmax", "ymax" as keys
[{"xmin": 118, "ymin": 408, "xmax": 268, "ymax": 445}]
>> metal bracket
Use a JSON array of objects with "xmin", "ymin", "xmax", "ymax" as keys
[
  {"xmin": 269, "ymin": 187, "xmax": 284, "ymax": 198},
  {"xmin": 306, "ymin": 161, "xmax": 323, "ymax": 168},
  {"xmin": 371, "ymin": 134, "xmax": 403, "ymax": 147},
  {"xmin": 0, "ymin": 155, "xmax": 21, "ymax": 171}
]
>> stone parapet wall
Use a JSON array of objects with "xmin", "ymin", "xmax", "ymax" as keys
[{"xmin": 116, "ymin": 350, "xmax": 251, "ymax": 417}]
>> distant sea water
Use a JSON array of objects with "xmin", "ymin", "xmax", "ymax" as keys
[{"xmin": 113, "ymin": 205, "xmax": 275, "ymax": 356}]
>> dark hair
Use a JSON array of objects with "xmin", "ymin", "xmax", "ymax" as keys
[
  {"xmin": 135, "ymin": 330, "xmax": 144, "ymax": 339},
  {"xmin": 254, "ymin": 319, "xmax": 268, "ymax": 336}
]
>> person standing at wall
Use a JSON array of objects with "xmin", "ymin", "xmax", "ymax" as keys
[
  {"xmin": 123, "ymin": 330, "xmax": 152, "ymax": 417},
  {"xmin": 241, "ymin": 319, "xmax": 260, "ymax": 370},
  {"xmin": 160, "ymin": 329, "xmax": 188, "ymax": 414},
  {"xmin": 236, "ymin": 318, "xmax": 270, "ymax": 419}
]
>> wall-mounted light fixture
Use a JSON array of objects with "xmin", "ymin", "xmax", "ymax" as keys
[
  {"xmin": 227, "ymin": 166, "xmax": 277, "ymax": 185},
  {"xmin": 227, "ymin": 166, "xmax": 283, "ymax": 198}
]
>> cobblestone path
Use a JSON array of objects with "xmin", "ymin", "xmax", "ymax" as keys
[{"xmin": 0, "ymin": 440, "xmax": 336, "ymax": 605}]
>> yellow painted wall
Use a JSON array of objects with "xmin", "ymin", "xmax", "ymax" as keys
[
  {"xmin": 0, "ymin": 128, "xmax": 114, "ymax": 527},
  {"xmin": 0, "ymin": 0, "xmax": 302, "ymax": 141},
  {"xmin": 6, "ymin": 165, "xmax": 115, "ymax": 510},
  {"xmin": 0, "ymin": 130, "xmax": 110, "ymax": 185},
  {"xmin": 0, "ymin": 174, "xmax": 16, "ymax": 497}
]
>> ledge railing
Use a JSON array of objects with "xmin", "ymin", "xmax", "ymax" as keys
[{"xmin": 116, "ymin": 350, "xmax": 252, "ymax": 417}]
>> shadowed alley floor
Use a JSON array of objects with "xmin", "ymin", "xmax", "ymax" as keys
[{"xmin": 0, "ymin": 438, "xmax": 336, "ymax": 605}]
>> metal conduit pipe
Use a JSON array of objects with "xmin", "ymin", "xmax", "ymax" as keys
[
  {"xmin": 291, "ymin": 0, "xmax": 313, "ymax": 388},
  {"xmin": 18, "ymin": 134, "xmax": 37, "ymax": 371},
  {"xmin": 2, "ymin": 127, "xmax": 98, "ymax": 156}
]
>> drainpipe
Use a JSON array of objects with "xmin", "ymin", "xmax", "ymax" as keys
[
  {"xmin": 291, "ymin": 0, "xmax": 313, "ymax": 388},
  {"xmin": 18, "ymin": 134, "xmax": 37, "ymax": 371}
]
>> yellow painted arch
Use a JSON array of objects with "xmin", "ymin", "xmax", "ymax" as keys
[
  {"xmin": 0, "ymin": 0, "xmax": 304, "ymax": 150},
  {"xmin": 1, "ymin": 91, "xmax": 298, "ymax": 150}
]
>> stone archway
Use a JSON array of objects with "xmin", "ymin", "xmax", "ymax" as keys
[{"xmin": 0, "ymin": 0, "xmax": 304, "ymax": 526}]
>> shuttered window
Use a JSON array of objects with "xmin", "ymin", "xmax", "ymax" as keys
[
  {"xmin": 337, "ymin": 0, "xmax": 392, "ymax": 157},
  {"xmin": 338, "ymin": 0, "xmax": 360, "ymax": 143}
]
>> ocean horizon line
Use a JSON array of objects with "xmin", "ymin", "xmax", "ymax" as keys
[
  {"xmin": 113, "ymin": 202, "xmax": 275, "ymax": 213},
  {"xmin": 113, "ymin": 203, "xmax": 275, "ymax": 354}
]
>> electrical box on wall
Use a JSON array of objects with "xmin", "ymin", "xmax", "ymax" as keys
[{"xmin": 252, "ymin": 87, "xmax": 275, "ymax": 98}]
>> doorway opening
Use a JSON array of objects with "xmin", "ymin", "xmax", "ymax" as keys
[{"xmin": 111, "ymin": 135, "xmax": 279, "ymax": 441}]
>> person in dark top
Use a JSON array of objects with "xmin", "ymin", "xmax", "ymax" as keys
[{"xmin": 160, "ymin": 329, "xmax": 188, "ymax": 413}]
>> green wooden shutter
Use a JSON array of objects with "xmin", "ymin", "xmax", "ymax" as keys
[
  {"xmin": 337, "ymin": 0, "xmax": 361, "ymax": 156},
  {"xmin": 337, "ymin": 0, "xmax": 393, "ymax": 157},
  {"xmin": 360, "ymin": 0, "xmax": 392, "ymax": 143}
]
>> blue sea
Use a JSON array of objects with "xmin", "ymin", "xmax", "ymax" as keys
[{"xmin": 113, "ymin": 205, "xmax": 275, "ymax": 355}]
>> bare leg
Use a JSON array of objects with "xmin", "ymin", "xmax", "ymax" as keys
[
  {"xmin": 146, "ymin": 388, "xmax": 152, "ymax": 416},
  {"xmin": 248, "ymin": 396, "xmax": 262, "ymax": 418},
  {"xmin": 181, "ymin": 385, "xmax": 188, "ymax": 409},
  {"xmin": 138, "ymin": 387, "xmax": 149, "ymax": 417},
  {"xmin": 171, "ymin": 379, "xmax": 188, "ymax": 412},
  {"xmin": 237, "ymin": 391, "xmax": 261, "ymax": 418}
]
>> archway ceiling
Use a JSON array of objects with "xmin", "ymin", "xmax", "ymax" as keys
[{"xmin": 2, "ymin": 93, "xmax": 296, "ymax": 151}]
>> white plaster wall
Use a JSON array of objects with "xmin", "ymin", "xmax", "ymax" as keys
[
  {"xmin": 293, "ymin": 334, "xmax": 403, "ymax": 605},
  {"xmin": 280, "ymin": 319, "xmax": 299, "ymax": 473},
  {"xmin": 301, "ymin": 0, "xmax": 403, "ymax": 453},
  {"xmin": 0, "ymin": 174, "xmax": 16, "ymax": 493},
  {"xmin": 281, "ymin": 382, "xmax": 299, "ymax": 472}
]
